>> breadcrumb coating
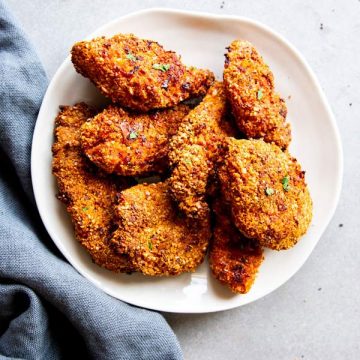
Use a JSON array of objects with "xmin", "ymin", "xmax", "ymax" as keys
[
  {"xmin": 51, "ymin": 35, "xmax": 314, "ymax": 291},
  {"xmin": 52, "ymin": 103, "xmax": 133, "ymax": 272},
  {"xmin": 224, "ymin": 40, "xmax": 291, "ymax": 149},
  {"xmin": 110, "ymin": 182, "xmax": 211, "ymax": 276},
  {"xmin": 168, "ymin": 81, "xmax": 236, "ymax": 218},
  {"xmin": 71, "ymin": 33, "xmax": 214, "ymax": 111},
  {"xmin": 209, "ymin": 199, "xmax": 264, "ymax": 294},
  {"xmin": 219, "ymin": 138, "xmax": 312, "ymax": 250},
  {"xmin": 80, "ymin": 104, "xmax": 190, "ymax": 176}
]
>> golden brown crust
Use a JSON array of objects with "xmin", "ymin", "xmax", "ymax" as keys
[
  {"xmin": 219, "ymin": 138, "xmax": 313, "ymax": 250},
  {"xmin": 224, "ymin": 40, "xmax": 291, "ymax": 149},
  {"xmin": 80, "ymin": 104, "xmax": 190, "ymax": 176},
  {"xmin": 110, "ymin": 182, "xmax": 211, "ymax": 276},
  {"xmin": 168, "ymin": 82, "xmax": 236, "ymax": 218},
  {"xmin": 52, "ymin": 103, "xmax": 134, "ymax": 272},
  {"xmin": 71, "ymin": 33, "xmax": 214, "ymax": 111},
  {"xmin": 209, "ymin": 199, "xmax": 264, "ymax": 294}
]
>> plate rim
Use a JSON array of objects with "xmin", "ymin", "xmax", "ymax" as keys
[{"xmin": 31, "ymin": 7, "xmax": 343, "ymax": 313}]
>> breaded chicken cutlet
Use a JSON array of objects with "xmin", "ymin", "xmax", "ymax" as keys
[
  {"xmin": 71, "ymin": 33, "xmax": 214, "ymax": 111},
  {"xmin": 51, "ymin": 33, "xmax": 316, "ymax": 292},
  {"xmin": 209, "ymin": 199, "xmax": 264, "ymax": 294},
  {"xmin": 52, "ymin": 103, "xmax": 134, "ymax": 272},
  {"xmin": 224, "ymin": 40, "xmax": 291, "ymax": 149},
  {"xmin": 219, "ymin": 138, "xmax": 312, "ymax": 250},
  {"xmin": 110, "ymin": 182, "xmax": 211, "ymax": 276},
  {"xmin": 80, "ymin": 104, "xmax": 191, "ymax": 176},
  {"xmin": 168, "ymin": 82, "xmax": 236, "ymax": 219}
]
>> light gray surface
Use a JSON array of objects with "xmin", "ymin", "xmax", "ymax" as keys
[{"xmin": 7, "ymin": 0, "xmax": 359, "ymax": 359}]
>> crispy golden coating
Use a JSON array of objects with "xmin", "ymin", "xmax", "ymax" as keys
[
  {"xmin": 110, "ymin": 182, "xmax": 211, "ymax": 276},
  {"xmin": 219, "ymin": 138, "xmax": 313, "ymax": 250},
  {"xmin": 71, "ymin": 33, "xmax": 214, "ymax": 111},
  {"xmin": 224, "ymin": 40, "xmax": 291, "ymax": 149},
  {"xmin": 80, "ymin": 104, "xmax": 190, "ymax": 176},
  {"xmin": 209, "ymin": 199, "xmax": 264, "ymax": 294},
  {"xmin": 168, "ymin": 82, "xmax": 236, "ymax": 218},
  {"xmin": 52, "ymin": 103, "xmax": 133, "ymax": 272}
]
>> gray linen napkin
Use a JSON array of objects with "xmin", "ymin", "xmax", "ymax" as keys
[{"xmin": 0, "ymin": 2, "xmax": 182, "ymax": 359}]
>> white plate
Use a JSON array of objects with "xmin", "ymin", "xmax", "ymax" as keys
[{"xmin": 31, "ymin": 8, "xmax": 342, "ymax": 313}]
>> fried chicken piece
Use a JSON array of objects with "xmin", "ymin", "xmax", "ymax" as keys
[
  {"xmin": 168, "ymin": 82, "xmax": 236, "ymax": 219},
  {"xmin": 224, "ymin": 40, "xmax": 291, "ymax": 149},
  {"xmin": 219, "ymin": 138, "xmax": 313, "ymax": 250},
  {"xmin": 209, "ymin": 199, "xmax": 264, "ymax": 294},
  {"xmin": 71, "ymin": 33, "xmax": 214, "ymax": 111},
  {"xmin": 110, "ymin": 182, "xmax": 211, "ymax": 276},
  {"xmin": 80, "ymin": 104, "xmax": 190, "ymax": 176},
  {"xmin": 52, "ymin": 103, "xmax": 134, "ymax": 272}
]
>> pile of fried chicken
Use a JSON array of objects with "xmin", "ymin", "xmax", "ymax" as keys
[{"xmin": 52, "ymin": 34, "xmax": 312, "ymax": 294}]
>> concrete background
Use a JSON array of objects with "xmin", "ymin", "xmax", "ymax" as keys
[{"xmin": 7, "ymin": 0, "xmax": 360, "ymax": 359}]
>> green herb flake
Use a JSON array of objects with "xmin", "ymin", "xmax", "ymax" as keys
[
  {"xmin": 147, "ymin": 240, "xmax": 153, "ymax": 250},
  {"xmin": 129, "ymin": 131, "xmax": 138, "ymax": 140},
  {"xmin": 152, "ymin": 63, "xmax": 170, "ymax": 72},
  {"xmin": 82, "ymin": 206, "xmax": 89, "ymax": 212},
  {"xmin": 126, "ymin": 53, "xmax": 137, "ymax": 61},
  {"xmin": 257, "ymin": 89, "xmax": 263, "ymax": 100},
  {"xmin": 265, "ymin": 187, "xmax": 275, "ymax": 196},
  {"xmin": 281, "ymin": 175, "xmax": 290, "ymax": 192}
]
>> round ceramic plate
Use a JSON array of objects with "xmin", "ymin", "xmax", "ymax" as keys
[{"xmin": 31, "ymin": 8, "xmax": 342, "ymax": 313}]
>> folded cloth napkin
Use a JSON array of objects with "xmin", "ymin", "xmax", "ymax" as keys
[{"xmin": 0, "ymin": 2, "xmax": 182, "ymax": 359}]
